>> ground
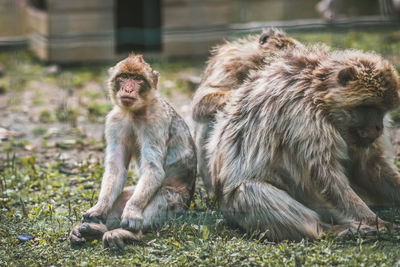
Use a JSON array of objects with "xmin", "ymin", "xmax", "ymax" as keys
[{"xmin": 2, "ymin": 30, "xmax": 400, "ymax": 266}]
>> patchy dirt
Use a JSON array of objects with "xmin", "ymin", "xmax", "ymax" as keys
[
  {"xmin": 3, "ymin": 50, "xmax": 400, "ymax": 168},
  {"xmin": 0, "ymin": 51, "xmax": 202, "ymax": 167}
]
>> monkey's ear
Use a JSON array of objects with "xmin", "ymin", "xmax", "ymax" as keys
[
  {"xmin": 108, "ymin": 67, "xmax": 114, "ymax": 75},
  {"xmin": 338, "ymin": 67, "xmax": 358, "ymax": 86},
  {"xmin": 153, "ymin": 70, "xmax": 160, "ymax": 88},
  {"xmin": 259, "ymin": 28, "xmax": 276, "ymax": 45}
]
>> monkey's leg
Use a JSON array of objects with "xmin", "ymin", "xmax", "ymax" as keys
[
  {"xmin": 98, "ymin": 186, "xmax": 144, "ymax": 250},
  {"xmin": 103, "ymin": 228, "xmax": 143, "ymax": 250},
  {"xmin": 195, "ymin": 122, "xmax": 214, "ymax": 196},
  {"xmin": 69, "ymin": 186, "xmax": 135, "ymax": 245},
  {"xmin": 222, "ymin": 181, "xmax": 325, "ymax": 241},
  {"xmin": 105, "ymin": 186, "xmax": 135, "ymax": 229},
  {"xmin": 104, "ymin": 187, "xmax": 187, "ymax": 249},
  {"xmin": 140, "ymin": 187, "xmax": 188, "ymax": 231}
]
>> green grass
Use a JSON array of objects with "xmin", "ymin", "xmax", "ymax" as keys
[
  {"xmin": 1, "ymin": 155, "xmax": 400, "ymax": 266},
  {"xmin": 2, "ymin": 29, "xmax": 400, "ymax": 265},
  {"xmin": 292, "ymin": 30, "xmax": 400, "ymax": 58},
  {"xmin": 85, "ymin": 102, "xmax": 113, "ymax": 122},
  {"xmin": 0, "ymin": 51, "xmax": 47, "ymax": 92}
]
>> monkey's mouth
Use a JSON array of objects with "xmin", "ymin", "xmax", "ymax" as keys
[{"xmin": 120, "ymin": 96, "xmax": 137, "ymax": 104}]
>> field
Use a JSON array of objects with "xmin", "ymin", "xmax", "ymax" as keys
[{"xmin": 2, "ymin": 30, "xmax": 400, "ymax": 266}]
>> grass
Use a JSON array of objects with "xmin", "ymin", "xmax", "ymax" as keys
[
  {"xmin": 2, "ymin": 29, "xmax": 400, "ymax": 266},
  {"xmin": 1, "ymin": 154, "xmax": 400, "ymax": 266}
]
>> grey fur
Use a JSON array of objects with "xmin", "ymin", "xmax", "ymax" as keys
[
  {"xmin": 192, "ymin": 29, "xmax": 302, "ymax": 196},
  {"xmin": 207, "ymin": 45, "xmax": 400, "ymax": 241}
]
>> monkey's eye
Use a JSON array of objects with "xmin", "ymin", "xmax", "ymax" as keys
[
  {"xmin": 117, "ymin": 73, "xmax": 130, "ymax": 80},
  {"xmin": 134, "ymin": 75, "xmax": 145, "ymax": 81}
]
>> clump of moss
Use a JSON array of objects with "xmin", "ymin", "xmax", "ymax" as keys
[
  {"xmin": 86, "ymin": 102, "xmax": 112, "ymax": 121},
  {"xmin": 56, "ymin": 104, "xmax": 78, "ymax": 126},
  {"xmin": 39, "ymin": 109, "xmax": 55, "ymax": 123},
  {"xmin": 31, "ymin": 126, "xmax": 46, "ymax": 136}
]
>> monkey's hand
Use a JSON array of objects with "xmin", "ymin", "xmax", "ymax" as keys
[
  {"xmin": 373, "ymin": 219, "xmax": 399, "ymax": 233},
  {"xmin": 82, "ymin": 203, "xmax": 108, "ymax": 223},
  {"xmin": 120, "ymin": 206, "xmax": 144, "ymax": 232}
]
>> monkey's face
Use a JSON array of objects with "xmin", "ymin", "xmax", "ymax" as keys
[
  {"xmin": 328, "ymin": 61, "xmax": 400, "ymax": 147},
  {"xmin": 345, "ymin": 106, "xmax": 385, "ymax": 147},
  {"xmin": 108, "ymin": 54, "xmax": 160, "ymax": 112},
  {"xmin": 114, "ymin": 73, "xmax": 151, "ymax": 110}
]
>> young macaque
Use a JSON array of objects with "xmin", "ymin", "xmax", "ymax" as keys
[{"xmin": 69, "ymin": 54, "xmax": 197, "ymax": 249}]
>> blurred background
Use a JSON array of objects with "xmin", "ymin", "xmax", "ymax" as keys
[{"xmin": 1, "ymin": 0, "xmax": 400, "ymax": 60}]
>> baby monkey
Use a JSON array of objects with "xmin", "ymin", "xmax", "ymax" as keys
[{"xmin": 69, "ymin": 54, "xmax": 197, "ymax": 249}]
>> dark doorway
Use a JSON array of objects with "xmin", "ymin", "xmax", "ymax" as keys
[
  {"xmin": 29, "ymin": 0, "xmax": 47, "ymax": 10},
  {"xmin": 115, "ymin": 0, "xmax": 162, "ymax": 53}
]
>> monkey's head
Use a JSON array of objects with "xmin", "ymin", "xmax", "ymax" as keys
[
  {"xmin": 324, "ymin": 51, "xmax": 400, "ymax": 147},
  {"xmin": 108, "ymin": 54, "xmax": 160, "ymax": 112},
  {"xmin": 259, "ymin": 28, "xmax": 301, "ymax": 50}
]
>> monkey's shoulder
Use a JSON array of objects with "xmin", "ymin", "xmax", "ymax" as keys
[{"xmin": 158, "ymin": 98, "xmax": 191, "ymax": 133}]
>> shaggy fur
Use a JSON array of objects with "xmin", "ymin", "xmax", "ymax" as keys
[
  {"xmin": 207, "ymin": 45, "xmax": 400, "ymax": 241},
  {"xmin": 192, "ymin": 28, "xmax": 302, "ymax": 195}
]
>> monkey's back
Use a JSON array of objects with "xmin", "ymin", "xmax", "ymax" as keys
[
  {"xmin": 207, "ymin": 45, "xmax": 323, "ymax": 194},
  {"xmin": 208, "ymin": 44, "xmax": 400, "ymax": 199},
  {"xmin": 198, "ymin": 29, "xmax": 301, "ymax": 95},
  {"xmin": 161, "ymin": 99, "xmax": 197, "ymax": 200}
]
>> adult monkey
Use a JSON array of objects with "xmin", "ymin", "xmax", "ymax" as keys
[
  {"xmin": 69, "ymin": 54, "xmax": 197, "ymax": 249},
  {"xmin": 192, "ymin": 28, "xmax": 302, "ymax": 195},
  {"xmin": 208, "ymin": 45, "xmax": 400, "ymax": 241}
]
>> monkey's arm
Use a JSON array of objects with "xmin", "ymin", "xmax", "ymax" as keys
[
  {"xmin": 373, "ymin": 157, "xmax": 400, "ymax": 204},
  {"xmin": 192, "ymin": 90, "xmax": 233, "ymax": 122},
  {"xmin": 311, "ymin": 159, "xmax": 385, "ymax": 226},
  {"xmin": 352, "ymin": 152, "xmax": 400, "ymax": 206},
  {"xmin": 121, "ymin": 125, "xmax": 168, "ymax": 231},
  {"xmin": 83, "ymin": 134, "xmax": 131, "ymax": 222}
]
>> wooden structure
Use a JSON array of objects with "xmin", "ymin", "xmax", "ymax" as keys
[{"xmin": 25, "ymin": 0, "xmax": 229, "ymax": 63}]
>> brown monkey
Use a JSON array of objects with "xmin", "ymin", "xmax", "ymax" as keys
[
  {"xmin": 207, "ymin": 45, "xmax": 400, "ymax": 241},
  {"xmin": 69, "ymin": 54, "xmax": 197, "ymax": 249},
  {"xmin": 192, "ymin": 28, "xmax": 302, "ymax": 195}
]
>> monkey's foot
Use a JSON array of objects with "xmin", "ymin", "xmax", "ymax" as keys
[
  {"xmin": 103, "ymin": 228, "xmax": 143, "ymax": 250},
  {"xmin": 82, "ymin": 205, "xmax": 107, "ymax": 223},
  {"xmin": 69, "ymin": 222, "xmax": 108, "ymax": 245}
]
